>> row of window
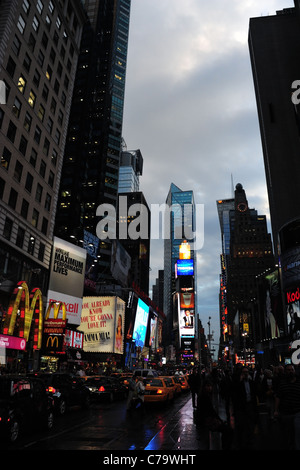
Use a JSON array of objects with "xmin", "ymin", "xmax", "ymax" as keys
[{"xmin": 2, "ymin": 213, "xmax": 45, "ymax": 262}]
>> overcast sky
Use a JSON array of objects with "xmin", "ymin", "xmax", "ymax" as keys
[{"xmin": 122, "ymin": 0, "xmax": 294, "ymax": 347}]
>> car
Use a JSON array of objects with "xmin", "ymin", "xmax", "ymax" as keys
[
  {"xmin": 0, "ymin": 375, "xmax": 54, "ymax": 443},
  {"xmin": 173, "ymin": 375, "xmax": 190, "ymax": 391},
  {"xmin": 133, "ymin": 369, "xmax": 158, "ymax": 378},
  {"xmin": 84, "ymin": 376, "xmax": 127, "ymax": 402},
  {"xmin": 167, "ymin": 375, "xmax": 182, "ymax": 396},
  {"xmin": 159, "ymin": 376, "xmax": 177, "ymax": 398},
  {"xmin": 143, "ymin": 377, "xmax": 175, "ymax": 403},
  {"xmin": 29, "ymin": 372, "xmax": 90, "ymax": 415}
]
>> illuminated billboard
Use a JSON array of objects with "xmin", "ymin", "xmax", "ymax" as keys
[
  {"xmin": 78, "ymin": 296, "xmax": 125, "ymax": 353},
  {"xmin": 132, "ymin": 298, "xmax": 149, "ymax": 349},
  {"xmin": 176, "ymin": 259, "xmax": 194, "ymax": 276}
]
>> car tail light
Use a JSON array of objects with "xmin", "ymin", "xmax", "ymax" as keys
[
  {"xmin": 47, "ymin": 386, "xmax": 56, "ymax": 393},
  {"xmin": 157, "ymin": 389, "xmax": 163, "ymax": 394},
  {"xmin": 98, "ymin": 386, "xmax": 105, "ymax": 392}
]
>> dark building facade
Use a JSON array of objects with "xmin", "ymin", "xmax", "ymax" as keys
[
  {"xmin": 249, "ymin": 1, "xmax": 300, "ymax": 356},
  {"xmin": 0, "ymin": 0, "xmax": 85, "ymax": 306},
  {"xmin": 55, "ymin": 0, "xmax": 131, "ymax": 288},
  {"xmin": 218, "ymin": 184, "xmax": 277, "ymax": 365},
  {"xmin": 249, "ymin": 2, "xmax": 300, "ymax": 255}
]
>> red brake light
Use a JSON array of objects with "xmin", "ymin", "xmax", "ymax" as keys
[
  {"xmin": 157, "ymin": 389, "xmax": 163, "ymax": 394},
  {"xmin": 99, "ymin": 386, "xmax": 105, "ymax": 392},
  {"xmin": 47, "ymin": 386, "xmax": 56, "ymax": 393}
]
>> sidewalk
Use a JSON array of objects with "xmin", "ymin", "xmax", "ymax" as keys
[{"xmin": 144, "ymin": 395, "xmax": 226, "ymax": 450}]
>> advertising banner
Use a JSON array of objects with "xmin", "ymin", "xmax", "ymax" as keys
[
  {"xmin": 78, "ymin": 296, "xmax": 125, "ymax": 353},
  {"xmin": 48, "ymin": 237, "xmax": 86, "ymax": 325},
  {"xmin": 132, "ymin": 298, "xmax": 149, "ymax": 349}
]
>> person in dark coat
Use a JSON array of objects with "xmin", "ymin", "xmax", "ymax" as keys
[
  {"xmin": 195, "ymin": 379, "xmax": 233, "ymax": 449},
  {"xmin": 188, "ymin": 368, "xmax": 201, "ymax": 408},
  {"xmin": 231, "ymin": 366, "xmax": 259, "ymax": 449}
]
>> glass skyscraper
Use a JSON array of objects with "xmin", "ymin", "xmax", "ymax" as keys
[{"xmin": 163, "ymin": 183, "xmax": 197, "ymax": 360}]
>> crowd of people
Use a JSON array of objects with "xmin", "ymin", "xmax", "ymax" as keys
[{"xmin": 188, "ymin": 363, "xmax": 300, "ymax": 450}]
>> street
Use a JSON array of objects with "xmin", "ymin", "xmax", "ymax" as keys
[{"xmin": 6, "ymin": 392, "xmax": 193, "ymax": 451}]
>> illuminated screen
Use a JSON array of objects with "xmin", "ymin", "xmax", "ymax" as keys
[
  {"xmin": 132, "ymin": 298, "xmax": 149, "ymax": 348},
  {"xmin": 177, "ymin": 259, "xmax": 194, "ymax": 276}
]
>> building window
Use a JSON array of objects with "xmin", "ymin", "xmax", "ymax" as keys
[
  {"xmin": 19, "ymin": 135, "xmax": 28, "ymax": 156},
  {"xmin": 48, "ymin": 170, "xmax": 54, "ymax": 187},
  {"xmin": 12, "ymin": 35, "xmax": 22, "ymax": 56},
  {"xmin": 28, "ymin": 90, "xmax": 36, "ymax": 108},
  {"xmin": 41, "ymin": 216, "xmax": 48, "ymax": 235},
  {"xmin": 7, "ymin": 121, "xmax": 17, "ymax": 143},
  {"xmin": 32, "ymin": 15, "xmax": 40, "ymax": 33},
  {"xmin": 29, "ymin": 147, "xmax": 37, "ymax": 167},
  {"xmin": 25, "ymin": 172, "xmax": 33, "ymax": 192},
  {"xmin": 38, "ymin": 103, "xmax": 45, "ymax": 121},
  {"xmin": 8, "ymin": 188, "xmax": 18, "ymax": 209},
  {"xmin": 17, "ymin": 15, "xmax": 26, "ymax": 35},
  {"xmin": 6, "ymin": 56, "xmax": 16, "ymax": 78},
  {"xmin": 1, "ymin": 147, "xmax": 11, "ymax": 170},
  {"xmin": 39, "ymin": 159, "xmax": 46, "ymax": 177},
  {"xmin": 28, "ymin": 235, "xmax": 35, "ymax": 255},
  {"xmin": 21, "ymin": 198, "xmax": 29, "ymax": 218},
  {"xmin": 42, "ymin": 83, "xmax": 49, "ymax": 101},
  {"xmin": 38, "ymin": 242, "xmax": 45, "ymax": 261},
  {"xmin": 36, "ymin": 0, "xmax": 44, "ymax": 14},
  {"xmin": 45, "ymin": 193, "xmax": 51, "ymax": 211},
  {"xmin": 16, "ymin": 226, "xmax": 25, "ymax": 248},
  {"xmin": 28, "ymin": 33, "xmax": 36, "ymax": 52},
  {"xmin": 22, "ymin": 0, "xmax": 30, "ymax": 15},
  {"xmin": 33, "ymin": 69, "xmax": 41, "ymax": 88},
  {"xmin": 14, "ymin": 160, "xmax": 23, "ymax": 182},
  {"xmin": 43, "ymin": 137, "xmax": 50, "ymax": 156},
  {"xmin": 0, "ymin": 176, "xmax": 5, "ymax": 199},
  {"xmin": 17, "ymin": 75, "xmax": 26, "ymax": 94},
  {"xmin": 23, "ymin": 53, "xmax": 31, "ymax": 72},
  {"xmin": 12, "ymin": 97, "xmax": 22, "ymax": 118},
  {"xmin": 35, "ymin": 183, "xmax": 43, "ymax": 202},
  {"xmin": 51, "ymin": 148, "xmax": 57, "ymax": 166},
  {"xmin": 34, "ymin": 125, "xmax": 41, "ymax": 144},
  {"xmin": 32, "ymin": 208, "xmax": 39, "ymax": 227},
  {"xmin": 23, "ymin": 111, "xmax": 32, "ymax": 131}
]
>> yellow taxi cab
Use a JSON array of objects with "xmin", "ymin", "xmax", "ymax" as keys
[
  {"xmin": 167, "ymin": 376, "xmax": 182, "ymax": 396},
  {"xmin": 173, "ymin": 374, "xmax": 190, "ymax": 391},
  {"xmin": 144, "ymin": 377, "xmax": 175, "ymax": 403}
]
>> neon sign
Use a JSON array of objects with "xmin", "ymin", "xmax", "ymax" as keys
[{"xmin": 3, "ymin": 281, "xmax": 43, "ymax": 350}]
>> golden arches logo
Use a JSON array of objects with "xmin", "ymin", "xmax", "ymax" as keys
[
  {"xmin": 46, "ymin": 336, "xmax": 59, "ymax": 349},
  {"xmin": 45, "ymin": 301, "xmax": 67, "ymax": 321},
  {"xmin": 3, "ymin": 281, "xmax": 43, "ymax": 350}
]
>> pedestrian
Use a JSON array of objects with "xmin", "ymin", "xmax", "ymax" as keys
[
  {"xmin": 188, "ymin": 368, "xmax": 201, "ymax": 408},
  {"xmin": 126, "ymin": 376, "xmax": 137, "ymax": 411},
  {"xmin": 136, "ymin": 376, "xmax": 145, "ymax": 411},
  {"xmin": 274, "ymin": 364, "xmax": 300, "ymax": 449},
  {"xmin": 231, "ymin": 366, "xmax": 259, "ymax": 449},
  {"xmin": 261, "ymin": 369, "xmax": 275, "ymax": 420},
  {"xmin": 195, "ymin": 379, "xmax": 233, "ymax": 449}
]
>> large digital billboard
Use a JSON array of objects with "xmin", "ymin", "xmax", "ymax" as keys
[{"xmin": 132, "ymin": 298, "xmax": 149, "ymax": 349}]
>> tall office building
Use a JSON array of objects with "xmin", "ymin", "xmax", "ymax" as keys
[
  {"xmin": 249, "ymin": 1, "xmax": 300, "ymax": 343},
  {"xmin": 218, "ymin": 183, "xmax": 275, "ymax": 364},
  {"xmin": 118, "ymin": 148, "xmax": 143, "ymax": 193},
  {"xmin": 0, "ymin": 0, "xmax": 85, "ymax": 308},
  {"xmin": 55, "ymin": 0, "xmax": 131, "ymax": 286},
  {"xmin": 163, "ymin": 183, "xmax": 197, "ymax": 362}
]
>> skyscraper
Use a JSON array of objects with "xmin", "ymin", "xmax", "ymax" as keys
[
  {"xmin": 163, "ymin": 183, "xmax": 197, "ymax": 362},
  {"xmin": 249, "ymin": 1, "xmax": 300, "ymax": 346},
  {"xmin": 118, "ymin": 148, "xmax": 143, "ymax": 193},
  {"xmin": 249, "ymin": 2, "xmax": 300, "ymax": 255},
  {"xmin": 0, "ymin": 0, "xmax": 85, "ymax": 306},
  {"xmin": 218, "ymin": 183, "xmax": 275, "ymax": 364},
  {"xmin": 55, "ymin": 0, "xmax": 131, "ymax": 285}
]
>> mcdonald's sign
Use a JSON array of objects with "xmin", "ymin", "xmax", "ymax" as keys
[
  {"xmin": 46, "ymin": 336, "xmax": 59, "ymax": 349},
  {"xmin": 45, "ymin": 300, "xmax": 67, "ymax": 321},
  {"xmin": 3, "ymin": 281, "xmax": 43, "ymax": 350}
]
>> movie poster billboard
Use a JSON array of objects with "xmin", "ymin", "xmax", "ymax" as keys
[
  {"xmin": 47, "ymin": 237, "xmax": 86, "ymax": 325},
  {"xmin": 78, "ymin": 296, "xmax": 125, "ymax": 354}
]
